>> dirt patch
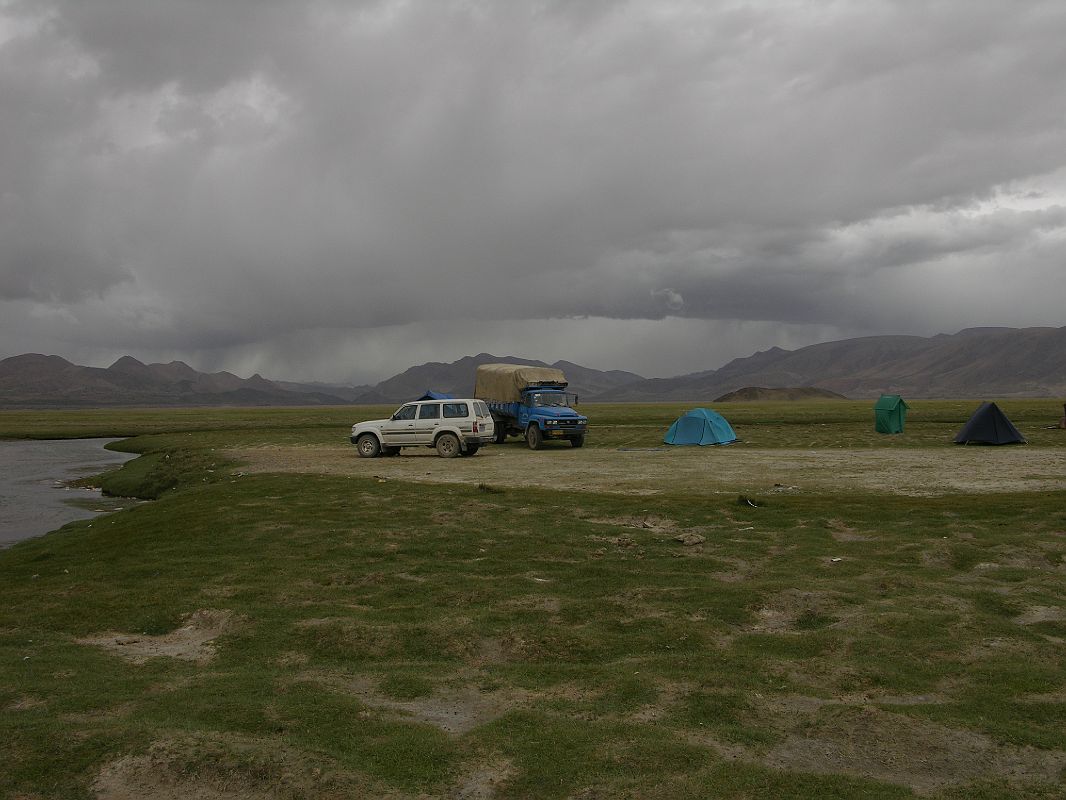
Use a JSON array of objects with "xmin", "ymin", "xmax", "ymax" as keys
[
  {"xmin": 630, "ymin": 681, "xmax": 693, "ymax": 724},
  {"xmin": 874, "ymin": 693, "xmax": 949, "ymax": 706},
  {"xmin": 1020, "ymin": 688, "xmax": 1066, "ymax": 704},
  {"xmin": 672, "ymin": 532, "xmax": 705, "ymax": 547},
  {"xmin": 470, "ymin": 636, "xmax": 507, "ymax": 667},
  {"xmin": 762, "ymin": 706, "xmax": 1066, "ymax": 794},
  {"xmin": 91, "ymin": 733, "xmax": 385, "ymax": 800},
  {"xmin": 1015, "ymin": 606, "xmax": 1066, "ymax": 626},
  {"xmin": 61, "ymin": 702, "xmax": 137, "ymax": 725},
  {"xmin": 76, "ymin": 609, "xmax": 243, "ymax": 665},
  {"xmin": 962, "ymin": 636, "xmax": 1038, "ymax": 663},
  {"xmin": 986, "ymin": 545, "xmax": 1065, "ymax": 572},
  {"xmin": 273, "ymin": 650, "xmax": 311, "ymax": 668},
  {"xmin": 826, "ymin": 519, "xmax": 874, "ymax": 542},
  {"xmin": 450, "ymin": 760, "xmax": 516, "ymax": 800},
  {"xmin": 707, "ymin": 555, "xmax": 752, "ymax": 583},
  {"xmin": 229, "ymin": 444, "xmax": 1066, "ymax": 497},
  {"xmin": 301, "ymin": 672, "xmax": 529, "ymax": 736},
  {"xmin": 920, "ymin": 541, "xmax": 955, "ymax": 568},
  {"xmin": 503, "ymin": 596, "xmax": 562, "ymax": 614},
  {"xmin": 7, "ymin": 695, "xmax": 45, "ymax": 711},
  {"xmin": 747, "ymin": 590, "xmax": 839, "ymax": 633},
  {"xmin": 586, "ymin": 514, "xmax": 678, "ymax": 530}
]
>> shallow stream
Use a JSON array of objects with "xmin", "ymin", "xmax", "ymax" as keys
[{"xmin": 0, "ymin": 438, "xmax": 136, "ymax": 548}]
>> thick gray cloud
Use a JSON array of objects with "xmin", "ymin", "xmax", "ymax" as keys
[{"xmin": 1, "ymin": 0, "xmax": 1065, "ymax": 383}]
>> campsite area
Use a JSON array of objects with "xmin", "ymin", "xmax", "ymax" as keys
[{"xmin": 2, "ymin": 400, "xmax": 1066, "ymax": 799}]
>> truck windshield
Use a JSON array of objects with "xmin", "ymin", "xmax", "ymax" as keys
[{"xmin": 530, "ymin": 392, "xmax": 569, "ymax": 408}]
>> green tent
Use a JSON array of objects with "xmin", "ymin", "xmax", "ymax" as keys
[{"xmin": 874, "ymin": 394, "xmax": 908, "ymax": 434}]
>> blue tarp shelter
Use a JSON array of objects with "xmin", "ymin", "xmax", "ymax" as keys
[
  {"xmin": 663, "ymin": 408, "xmax": 737, "ymax": 446},
  {"xmin": 416, "ymin": 390, "xmax": 454, "ymax": 401}
]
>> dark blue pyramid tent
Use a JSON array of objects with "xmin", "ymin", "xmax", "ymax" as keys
[
  {"xmin": 664, "ymin": 408, "xmax": 737, "ymax": 446},
  {"xmin": 954, "ymin": 402, "xmax": 1026, "ymax": 445},
  {"xmin": 874, "ymin": 394, "xmax": 908, "ymax": 434},
  {"xmin": 416, "ymin": 390, "xmax": 454, "ymax": 401}
]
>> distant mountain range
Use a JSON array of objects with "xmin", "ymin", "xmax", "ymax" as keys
[
  {"xmin": 355, "ymin": 354, "xmax": 644, "ymax": 404},
  {"xmin": 0, "ymin": 354, "xmax": 367, "ymax": 407},
  {"xmin": 713, "ymin": 387, "xmax": 848, "ymax": 402},
  {"xmin": 610, "ymin": 326, "xmax": 1066, "ymax": 401},
  {"xmin": 2, "ymin": 326, "xmax": 1064, "ymax": 407}
]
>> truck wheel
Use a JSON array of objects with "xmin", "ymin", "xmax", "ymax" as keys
[
  {"xmin": 570, "ymin": 434, "xmax": 585, "ymax": 448},
  {"xmin": 435, "ymin": 432, "xmax": 461, "ymax": 458},
  {"xmin": 463, "ymin": 444, "xmax": 480, "ymax": 456},
  {"xmin": 526, "ymin": 424, "xmax": 543, "ymax": 450},
  {"xmin": 355, "ymin": 434, "xmax": 381, "ymax": 458},
  {"xmin": 494, "ymin": 425, "xmax": 507, "ymax": 444}
]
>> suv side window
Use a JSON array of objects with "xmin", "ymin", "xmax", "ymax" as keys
[
  {"xmin": 443, "ymin": 402, "xmax": 469, "ymax": 419},
  {"xmin": 419, "ymin": 403, "xmax": 441, "ymax": 419},
  {"xmin": 393, "ymin": 405, "xmax": 416, "ymax": 421}
]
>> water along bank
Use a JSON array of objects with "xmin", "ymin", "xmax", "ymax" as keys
[{"xmin": 0, "ymin": 438, "xmax": 136, "ymax": 547}]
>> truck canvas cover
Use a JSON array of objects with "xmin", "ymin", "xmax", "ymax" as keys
[{"xmin": 474, "ymin": 364, "xmax": 568, "ymax": 403}]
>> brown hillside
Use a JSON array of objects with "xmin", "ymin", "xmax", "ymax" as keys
[{"xmin": 714, "ymin": 386, "xmax": 848, "ymax": 402}]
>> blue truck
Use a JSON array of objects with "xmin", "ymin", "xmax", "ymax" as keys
[{"xmin": 474, "ymin": 363, "xmax": 588, "ymax": 450}]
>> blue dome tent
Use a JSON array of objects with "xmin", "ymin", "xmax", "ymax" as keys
[{"xmin": 664, "ymin": 408, "xmax": 737, "ymax": 446}]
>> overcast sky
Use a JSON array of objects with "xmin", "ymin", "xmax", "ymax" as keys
[{"xmin": 2, "ymin": 1, "xmax": 1065, "ymax": 384}]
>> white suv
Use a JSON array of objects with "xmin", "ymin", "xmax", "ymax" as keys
[{"xmin": 350, "ymin": 399, "xmax": 495, "ymax": 458}]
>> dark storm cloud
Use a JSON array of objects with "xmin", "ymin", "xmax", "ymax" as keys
[{"xmin": 1, "ymin": 0, "xmax": 1065, "ymax": 380}]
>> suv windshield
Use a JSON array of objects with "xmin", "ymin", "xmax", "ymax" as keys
[{"xmin": 530, "ymin": 392, "xmax": 569, "ymax": 408}]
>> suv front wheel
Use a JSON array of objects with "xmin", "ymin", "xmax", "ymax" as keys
[{"xmin": 355, "ymin": 434, "xmax": 381, "ymax": 458}]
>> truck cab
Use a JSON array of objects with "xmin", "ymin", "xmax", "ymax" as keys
[
  {"xmin": 515, "ymin": 387, "xmax": 588, "ymax": 449},
  {"xmin": 487, "ymin": 384, "xmax": 588, "ymax": 449}
]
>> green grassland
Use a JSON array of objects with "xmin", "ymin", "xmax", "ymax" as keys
[{"xmin": 2, "ymin": 401, "xmax": 1066, "ymax": 798}]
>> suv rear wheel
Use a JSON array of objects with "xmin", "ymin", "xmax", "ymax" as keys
[
  {"xmin": 355, "ymin": 434, "xmax": 381, "ymax": 458},
  {"xmin": 435, "ymin": 432, "xmax": 461, "ymax": 458}
]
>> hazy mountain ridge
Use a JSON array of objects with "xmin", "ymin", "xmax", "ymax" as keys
[
  {"xmin": 714, "ymin": 387, "xmax": 849, "ymax": 402},
  {"xmin": 357, "ymin": 353, "xmax": 644, "ymax": 404},
  {"xmin": 0, "ymin": 354, "xmax": 352, "ymax": 407},
  {"xmin": 2, "ymin": 327, "xmax": 1064, "ymax": 406},
  {"xmin": 609, "ymin": 327, "xmax": 1066, "ymax": 400}
]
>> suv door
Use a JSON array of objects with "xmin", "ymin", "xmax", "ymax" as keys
[
  {"xmin": 381, "ymin": 404, "xmax": 417, "ymax": 445},
  {"xmin": 415, "ymin": 402, "xmax": 442, "ymax": 444}
]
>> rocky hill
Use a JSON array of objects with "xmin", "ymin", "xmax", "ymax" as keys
[
  {"xmin": 0, "ymin": 353, "xmax": 643, "ymax": 407},
  {"xmin": 608, "ymin": 327, "xmax": 1066, "ymax": 401},
  {"xmin": 3, "ymin": 326, "xmax": 1064, "ymax": 407},
  {"xmin": 713, "ymin": 387, "xmax": 848, "ymax": 402},
  {"xmin": 0, "ymin": 354, "xmax": 355, "ymax": 407},
  {"xmin": 356, "ymin": 353, "xmax": 644, "ymax": 404}
]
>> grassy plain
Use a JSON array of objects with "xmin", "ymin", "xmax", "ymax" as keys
[{"xmin": 1, "ymin": 400, "xmax": 1065, "ymax": 798}]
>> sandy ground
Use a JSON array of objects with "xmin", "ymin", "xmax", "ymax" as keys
[{"xmin": 229, "ymin": 443, "xmax": 1066, "ymax": 496}]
